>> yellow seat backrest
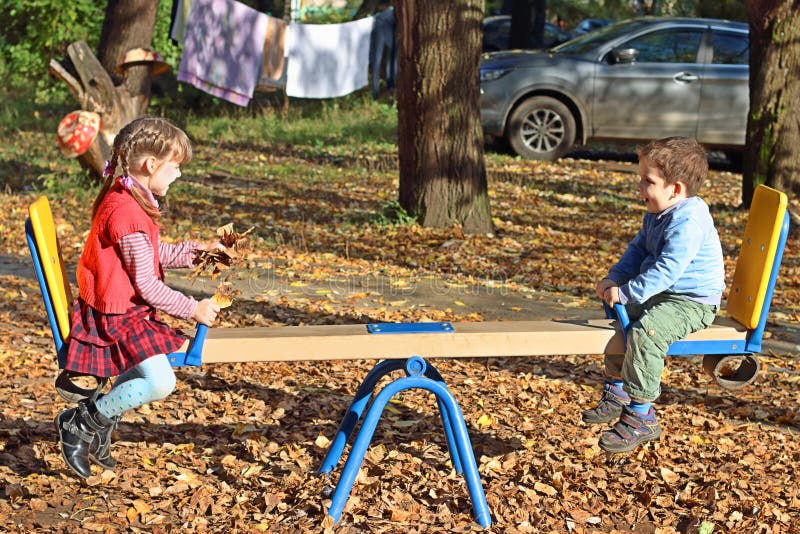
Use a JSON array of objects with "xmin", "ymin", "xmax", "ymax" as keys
[
  {"xmin": 28, "ymin": 196, "xmax": 73, "ymax": 341},
  {"xmin": 726, "ymin": 185, "xmax": 788, "ymax": 329}
]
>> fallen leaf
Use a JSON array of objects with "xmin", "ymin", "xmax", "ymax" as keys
[
  {"xmin": 476, "ymin": 414, "xmax": 494, "ymax": 427},
  {"xmin": 660, "ymin": 467, "xmax": 680, "ymax": 485},
  {"xmin": 534, "ymin": 482, "xmax": 558, "ymax": 496}
]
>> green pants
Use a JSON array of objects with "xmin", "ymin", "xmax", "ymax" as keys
[{"xmin": 604, "ymin": 293, "xmax": 718, "ymax": 402}]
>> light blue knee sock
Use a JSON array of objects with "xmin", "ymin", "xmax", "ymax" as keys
[{"xmin": 96, "ymin": 354, "xmax": 176, "ymax": 419}]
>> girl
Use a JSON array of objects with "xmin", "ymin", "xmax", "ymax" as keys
[{"xmin": 56, "ymin": 116, "xmax": 222, "ymax": 479}]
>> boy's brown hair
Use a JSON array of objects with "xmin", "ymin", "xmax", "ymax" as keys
[{"xmin": 637, "ymin": 137, "xmax": 708, "ymax": 197}]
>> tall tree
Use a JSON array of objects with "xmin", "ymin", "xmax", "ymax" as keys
[
  {"xmin": 97, "ymin": 0, "xmax": 160, "ymax": 122},
  {"xmin": 744, "ymin": 0, "xmax": 800, "ymax": 223},
  {"xmin": 509, "ymin": 0, "xmax": 546, "ymax": 50},
  {"xmin": 395, "ymin": 0, "xmax": 493, "ymax": 234}
]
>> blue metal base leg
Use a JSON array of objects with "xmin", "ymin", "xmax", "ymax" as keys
[
  {"xmin": 324, "ymin": 357, "xmax": 491, "ymax": 527},
  {"xmin": 319, "ymin": 359, "xmax": 405, "ymax": 475},
  {"xmin": 319, "ymin": 358, "xmax": 464, "ymax": 475}
]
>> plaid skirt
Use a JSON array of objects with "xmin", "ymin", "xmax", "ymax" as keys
[{"xmin": 65, "ymin": 299, "xmax": 186, "ymax": 378}]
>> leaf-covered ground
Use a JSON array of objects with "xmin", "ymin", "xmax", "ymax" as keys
[{"xmin": 1, "ymin": 127, "xmax": 799, "ymax": 533}]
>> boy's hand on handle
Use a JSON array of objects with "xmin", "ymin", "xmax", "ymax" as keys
[
  {"xmin": 193, "ymin": 298, "xmax": 220, "ymax": 326},
  {"xmin": 595, "ymin": 278, "xmax": 617, "ymax": 300},
  {"xmin": 603, "ymin": 286, "xmax": 621, "ymax": 307}
]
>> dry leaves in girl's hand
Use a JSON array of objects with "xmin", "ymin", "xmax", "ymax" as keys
[
  {"xmin": 216, "ymin": 222, "xmax": 253, "ymax": 251},
  {"xmin": 192, "ymin": 224, "xmax": 253, "ymax": 309},
  {"xmin": 192, "ymin": 223, "xmax": 253, "ymax": 281}
]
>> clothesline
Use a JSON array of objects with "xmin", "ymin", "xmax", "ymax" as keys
[{"xmin": 171, "ymin": 0, "xmax": 390, "ymax": 106}]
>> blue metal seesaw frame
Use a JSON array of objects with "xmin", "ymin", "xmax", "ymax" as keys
[
  {"xmin": 317, "ymin": 323, "xmax": 491, "ymax": 526},
  {"xmin": 186, "ymin": 327, "xmax": 492, "ymax": 525}
]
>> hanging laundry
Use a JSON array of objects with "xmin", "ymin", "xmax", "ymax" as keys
[
  {"xmin": 257, "ymin": 15, "xmax": 288, "ymax": 89},
  {"xmin": 169, "ymin": 0, "xmax": 193, "ymax": 44},
  {"xmin": 285, "ymin": 17, "xmax": 375, "ymax": 99},
  {"xmin": 177, "ymin": 0, "xmax": 267, "ymax": 106}
]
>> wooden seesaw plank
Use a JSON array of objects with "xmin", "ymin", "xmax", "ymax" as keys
[{"xmin": 182, "ymin": 317, "xmax": 748, "ymax": 364}]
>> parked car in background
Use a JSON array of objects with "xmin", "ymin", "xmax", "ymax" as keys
[
  {"xmin": 482, "ymin": 15, "xmax": 573, "ymax": 52},
  {"xmin": 479, "ymin": 17, "xmax": 749, "ymax": 160},
  {"xmin": 572, "ymin": 18, "xmax": 614, "ymax": 36}
]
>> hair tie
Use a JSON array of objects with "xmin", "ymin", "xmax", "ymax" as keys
[
  {"xmin": 118, "ymin": 175, "xmax": 133, "ymax": 191},
  {"xmin": 103, "ymin": 160, "xmax": 116, "ymax": 178}
]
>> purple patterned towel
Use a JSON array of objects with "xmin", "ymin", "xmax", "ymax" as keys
[{"xmin": 178, "ymin": 0, "xmax": 267, "ymax": 106}]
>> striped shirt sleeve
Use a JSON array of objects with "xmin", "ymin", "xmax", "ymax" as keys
[
  {"xmin": 119, "ymin": 232, "xmax": 198, "ymax": 320},
  {"xmin": 159, "ymin": 240, "xmax": 200, "ymax": 269}
]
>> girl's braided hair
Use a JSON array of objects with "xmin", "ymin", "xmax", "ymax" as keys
[{"xmin": 92, "ymin": 117, "xmax": 192, "ymax": 222}]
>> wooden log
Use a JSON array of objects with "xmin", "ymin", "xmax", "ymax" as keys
[
  {"xmin": 65, "ymin": 41, "xmax": 118, "ymax": 116},
  {"xmin": 49, "ymin": 40, "xmax": 143, "ymax": 178},
  {"xmin": 185, "ymin": 317, "xmax": 748, "ymax": 364}
]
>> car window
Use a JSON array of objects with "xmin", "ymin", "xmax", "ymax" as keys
[
  {"xmin": 620, "ymin": 29, "xmax": 703, "ymax": 63},
  {"xmin": 554, "ymin": 19, "xmax": 651, "ymax": 54},
  {"xmin": 711, "ymin": 31, "xmax": 748, "ymax": 64}
]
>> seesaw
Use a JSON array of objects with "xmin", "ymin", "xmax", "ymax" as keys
[{"xmin": 26, "ymin": 184, "xmax": 789, "ymax": 528}]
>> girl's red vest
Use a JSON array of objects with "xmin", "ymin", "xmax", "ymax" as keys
[{"xmin": 77, "ymin": 185, "xmax": 163, "ymax": 314}]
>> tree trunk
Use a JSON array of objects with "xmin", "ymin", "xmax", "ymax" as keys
[
  {"xmin": 395, "ymin": 0, "xmax": 493, "ymax": 234},
  {"xmin": 97, "ymin": 0, "xmax": 159, "ymax": 126},
  {"xmin": 49, "ymin": 41, "xmax": 118, "ymax": 177},
  {"xmin": 744, "ymin": 0, "xmax": 800, "ymax": 225},
  {"xmin": 509, "ymin": 0, "xmax": 546, "ymax": 50},
  {"xmin": 531, "ymin": 0, "xmax": 546, "ymax": 49},
  {"xmin": 49, "ymin": 0, "xmax": 159, "ymax": 180},
  {"xmin": 509, "ymin": 0, "xmax": 531, "ymax": 49}
]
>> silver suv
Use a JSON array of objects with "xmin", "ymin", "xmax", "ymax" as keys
[{"xmin": 479, "ymin": 17, "xmax": 749, "ymax": 160}]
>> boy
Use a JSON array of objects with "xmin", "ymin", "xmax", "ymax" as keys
[{"xmin": 584, "ymin": 137, "xmax": 725, "ymax": 453}]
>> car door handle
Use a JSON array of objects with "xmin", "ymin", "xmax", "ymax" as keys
[{"xmin": 673, "ymin": 72, "xmax": 699, "ymax": 83}]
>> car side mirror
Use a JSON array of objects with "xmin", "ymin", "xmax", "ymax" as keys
[{"xmin": 612, "ymin": 48, "xmax": 638, "ymax": 64}]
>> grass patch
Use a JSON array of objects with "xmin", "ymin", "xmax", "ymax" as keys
[
  {"xmin": 186, "ymin": 92, "xmax": 397, "ymax": 149},
  {"xmin": 33, "ymin": 170, "xmax": 97, "ymax": 202},
  {"xmin": 374, "ymin": 199, "xmax": 417, "ymax": 226},
  {"xmin": 0, "ymin": 92, "xmax": 87, "ymax": 193}
]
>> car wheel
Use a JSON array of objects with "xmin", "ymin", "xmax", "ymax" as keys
[{"xmin": 506, "ymin": 96, "xmax": 576, "ymax": 160}]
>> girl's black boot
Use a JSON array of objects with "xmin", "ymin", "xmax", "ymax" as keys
[
  {"xmin": 89, "ymin": 414, "xmax": 121, "ymax": 470},
  {"xmin": 55, "ymin": 400, "xmax": 115, "ymax": 479}
]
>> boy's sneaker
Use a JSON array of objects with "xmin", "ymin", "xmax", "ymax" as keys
[
  {"xmin": 598, "ymin": 406, "xmax": 662, "ymax": 453},
  {"xmin": 581, "ymin": 382, "xmax": 630, "ymax": 424}
]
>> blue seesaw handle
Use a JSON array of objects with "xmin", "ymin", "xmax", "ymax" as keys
[
  {"xmin": 603, "ymin": 302, "xmax": 630, "ymax": 345},
  {"xmin": 184, "ymin": 323, "xmax": 208, "ymax": 366},
  {"xmin": 614, "ymin": 303, "xmax": 630, "ymax": 331}
]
